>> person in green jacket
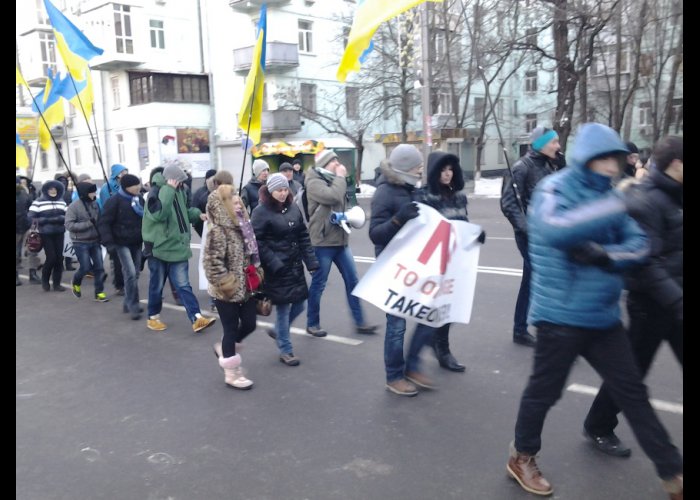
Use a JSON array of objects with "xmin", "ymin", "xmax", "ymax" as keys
[{"xmin": 142, "ymin": 159, "xmax": 216, "ymax": 333}]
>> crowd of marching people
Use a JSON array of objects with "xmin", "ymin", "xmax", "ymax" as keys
[{"xmin": 16, "ymin": 124, "xmax": 682, "ymax": 498}]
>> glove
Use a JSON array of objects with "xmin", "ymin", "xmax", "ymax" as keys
[
  {"xmin": 477, "ymin": 230, "xmax": 486, "ymax": 244},
  {"xmin": 569, "ymin": 242, "xmax": 611, "ymax": 268},
  {"xmin": 393, "ymin": 202, "xmax": 419, "ymax": 226}
]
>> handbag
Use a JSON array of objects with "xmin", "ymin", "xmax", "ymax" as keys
[
  {"xmin": 25, "ymin": 220, "xmax": 42, "ymax": 253},
  {"xmin": 255, "ymin": 294, "xmax": 272, "ymax": 316},
  {"xmin": 245, "ymin": 264, "xmax": 264, "ymax": 292}
]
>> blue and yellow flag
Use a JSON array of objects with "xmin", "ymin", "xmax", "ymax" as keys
[
  {"xmin": 43, "ymin": 0, "xmax": 103, "ymax": 80},
  {"xmin": 16, "ymin": 133, "xmax": 29, "ymax": 169},
  {"xmin": 336, "ymin": 0, "xmax": 442, "ymax": 82},
  {"xmin": 16, "ymin": 67, "xmax": 27, "ymax": 87},
  {"xmin": 33, "ymin": 69, "xmax": 65, "ymax": 151},
  {"xmin": 237, "ymin": 3, "xmax": 267, "ymax": 145},
  {"xmin": 55, "ymin": 71, "xmax": 93, "ymax": 121}
]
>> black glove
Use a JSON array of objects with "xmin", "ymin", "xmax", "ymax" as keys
[
  {"xmin": 477, "ymin": 230, "xmax": 486, "ymax": 244},
  {"xmin": 569, "ymin": 242, "xmax": 611, "ymax": 268},
  {"xmin": 393, "ymin": 202, "xmax": 419, "ymax": 226}
]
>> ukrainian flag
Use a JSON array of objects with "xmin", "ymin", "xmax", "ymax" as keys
[
  {"xmin": 237, "ymin": 3, "xmax": 267, "ymax": 145},
  {"xmin": 16, "ymin": 133, "xmax": 29, "ymax": 169},
  {"xmin": 55, "ymin": 71, "xmax": 93, "ymax": 121},
  {"xmin": 336, "ymin": 0, "xmax": 442, "ymax": 82},
  {"xmin": 32, "ymin": 69, "xmax": 65, "ymax": 151}
]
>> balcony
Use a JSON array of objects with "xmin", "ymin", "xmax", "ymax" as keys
[
  {"xmin": 261, "ymin": 109, "xmax": 301, "ymax": 134},
  {"xmin": 229, "ymin": 0, "xmax": 290, "ymax": 11},
  {"xmin": 90, "ymin": 50, "xmax": 146, "ymax": 71},
  {"xmin": 234, "ymin": 42, "xmax": 299, "ymax": 72}
]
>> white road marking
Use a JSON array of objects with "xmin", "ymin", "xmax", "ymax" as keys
[{"xmin": 567, "ymin": 383, "xmax": 683, "ymax": 415}]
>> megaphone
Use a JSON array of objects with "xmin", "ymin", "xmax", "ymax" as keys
[{"xmin": 330, "ymin": 206, "xmax": 366, "ymax": 234}]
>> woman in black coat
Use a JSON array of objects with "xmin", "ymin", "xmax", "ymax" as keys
[
  {"xmin": 28, "ymin": 180, "xmax": 67, "ymax": 291},
  {"xmin": 251, "ymin": 174, "xmax": 318, "ymax": 366}
]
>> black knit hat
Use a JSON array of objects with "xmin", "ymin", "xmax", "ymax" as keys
[
  {"xmin": 625, "ymin": 142, "xmax": 639, "ymax": 154},
  {"xmin": 120, "ymin": 174, "xmax": 141, "ymax": 189},
  {"xmin": 204, "ymin": 168, "xmax": 217, "ymax": 180},
  {"xmin": 279, "ymin": 162, "xmax": 293, "ymax": 172}
]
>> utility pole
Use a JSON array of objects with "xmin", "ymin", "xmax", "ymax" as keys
[{"xmin": 420, "ymin": 2, "xmax": 432, "ymax": 163}]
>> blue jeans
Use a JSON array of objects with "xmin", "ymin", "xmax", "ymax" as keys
[
  {"xmin": 275, "ymin": 300, "xmax": 306, "ymax": 355},
  {"xmin": 72, "ymin": 242, "xmax": 105, "ymax": 294},
  {"xmin": 513, "ymin": 232, "xmax": 531, "ymax": 336},
  {"xmin": 384, "ymin": 314, "xmax": 435, "ymax": 383},
  {"xmin": 147, "ymin": 257, "xmax": 201, "ymax": 323},
  {"xmin": 116, "ymin": 245, "xmax": 142, "ymax": 314},
  {"xmin": 307, "ymin": 246, "xmax": 364, "ymax": 328}
]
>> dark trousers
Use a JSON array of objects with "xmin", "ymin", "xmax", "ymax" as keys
[
  {"xmin": 41, "ymin": 232, "xmax": 65, "ymax": 287},
  {"xmin": 514, "ymin": 321, "xmax": 682, "ymax": 479},
  {"xmin": 214, "ymin": 298, "xmax": 257, "ymax": 358},
  {"xmin": 513, "ymin": 232, "xmax": 531, "ymax": 336},
  {"xmin": 584, "ymin": 293, "xmax": 683, "ymax": 436},
  {"xmin": 108, "ymin": 249, "xmax": 124, "ymax": 290}
]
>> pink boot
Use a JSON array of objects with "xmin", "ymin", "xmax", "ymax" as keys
[{"xmin": 218, "ymin": 354, "xmax": 253, "ymax": 390}]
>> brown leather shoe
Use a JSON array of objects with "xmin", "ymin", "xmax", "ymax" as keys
[{"xmin": 506, "ymin": 442, "xmax": 553, "ymax": 496}]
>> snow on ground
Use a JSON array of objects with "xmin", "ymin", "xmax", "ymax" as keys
[
  {"xmin": 356, "ymin": 184, "xmax": 377, "ymax": 198},
  {"xmin": 473, "ymin": 177, "xmax": 503, "ymax": 198}
]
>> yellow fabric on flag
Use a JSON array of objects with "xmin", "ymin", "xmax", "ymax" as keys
[{"xmin": 237, "ymin": 22, "xmax": 266, "ymax": 145}]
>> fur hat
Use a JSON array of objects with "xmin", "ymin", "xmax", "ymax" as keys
[
  {"xmin": 266, "ymin": 173, "xmax": 289, "ymax": 192},
  {"xmin": 252, "ymin": 159, "xmax": 270, "ymax": 178},
  {"xmin": 530, "ymin": 127, "xmax": 559, "ymax": 152},
  {"xmin": 120, "ymin": 174, "xmax": 141, "ymax": 189},
  {"xmin": 314, "ymin": 149, "xmax": 338, "ymax": 169}
]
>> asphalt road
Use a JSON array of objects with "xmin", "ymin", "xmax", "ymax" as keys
[{"xmin": 16, "ymin": 195, "xmax": 683, "ymax": 500}]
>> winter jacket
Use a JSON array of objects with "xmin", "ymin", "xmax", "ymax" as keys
[
  {"xmin": 501, "ymin": 149, "xmax": 561, "ymax": 235},
  {"xmin": 28, "ymin": 180, "xmax": 67, "ymax": 235},
  {"xmin": 192, "ymin": 177, "xmax": 215, "ymax": 237},
  {"xmin": 369, "ymin": 161, "xmax": 418, "ymax": 257},
  {"xmin": 251, "ymin": 186, "xmax": 319, "ymax": 305},
  {"xmin": 623, "ymin": 166, "xmax": 683, "ymax": 322},
  {"xmin": 16, "ymin": 184, "xmax": 32, "ymax": 234},
  {"xmin": 141, "ymin": 172, "xmax": 201, "ymax": 262},
  {"xmin": 241, "ymin": 179, "xmax": 264, "ymax": 214},
  {"xmin": 99, "ymin": 188, "xmax": 145, "ymax": 249},
  {"xmin": 293, "ymin": 170, "xmax": 305, "ymax": 186},
  {"xmin": 65, "ymin": 198, "xmax": 100, "ymax": 244},
  {"xmin": 305, "ymin": 167, "xmax": 350, "ymax": 247},
  {"xmin": 288, "ymin": 178, "xmax": 303, "ymax": 197},
  {"xmin": 203, "ymin": 191, "xmax": 251, "ymax": 303},
  {"xmin": 98, "ymin": 164, "xmax": 127, "ymax": 210},
  {"xmin": 413, "ymin": 152, "xmax": 469, "ymax": 222},
  {"xmin": 527, "ymin": 124, "xmax": 649, "ymax": 330}
]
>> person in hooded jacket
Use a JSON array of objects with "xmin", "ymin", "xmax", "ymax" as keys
[
  {"xmin": 413, "ymin": 152, "xmax": 486, "ymax": 373},
  {"xmin": 28, "ymin": 180, "xmax": 67, "ymax": 291},
  {"xmin": 66, "ymin": 182, "xmax": 107, "ymax": 302},
  {"xmin": 16, "ymin": 177, "xmax": 32, "ymax": 286},
  {"xmin": 205, "ymin": 185, "xmax": 262, "ymax": 389},
  {"xmin": 98, "ymin": 164, "xmax": 128, "ymax": 295},
  {"xmin": 251, "ymin": 173, "xmax": 319, "ymax": 367},
  {"xmin": 192, "ymin": 169, "xmax": 218, "ymax": 237},
  {"xmin": 54, "ymin": 172, "xmax": 77, "ymax": 271},
  {"xmin": 18, "ymin": 176, "xmax": 42, "ymax": 284}
]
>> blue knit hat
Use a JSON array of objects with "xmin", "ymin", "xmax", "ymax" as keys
[{"xmin": 530, "ymin": 127, "xmax": 559, "ymax": 152}]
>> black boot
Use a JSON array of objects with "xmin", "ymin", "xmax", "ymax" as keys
[
  {"xmin": 64, "ymin": 257, "xmax": 76, "ymax": 271},
  {"xmin": 16, "ymin": 270, "xmax": 22, "ymax": 286},
  {"xmin": 433, "ymin": 329, "xmax": 466, "ymax": 372},
  {"xmin": 29, "ymin": 269, "xmax": 41, "ymax": 284}
]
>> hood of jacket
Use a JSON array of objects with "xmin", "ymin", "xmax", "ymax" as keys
[
  {"xmin": 568, "ymin": 124, "xmax": 629, "ymax": 193},
  {"xmin": 150, "ymin": 172, "xmax": 166, "ymax": 188},
  {"xmin": 109, "ymin": 164, "xmax": 128, "ymax": 181},
  {"xmin": 376, "ymin": 159, "xmax": 417, "ymax": 189},
  {"xmin": 40, "ymin": 180, "xmax": 65, "ymax": 200},
  {"xmin": 426, "ymin": 152, "xmax": 464, "ymax": 193}
]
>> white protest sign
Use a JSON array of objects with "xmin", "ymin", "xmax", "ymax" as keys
[
  {"xmin": 198, "ymin": 222, "xmax": 209, "ymax": 290},
  {"xmin": 63, "ymin": 231, "xmax": 108, "ymax": 262},
  {"xmin": 352, "ymin": 203, "xmax": 481, "ymax": 327}
]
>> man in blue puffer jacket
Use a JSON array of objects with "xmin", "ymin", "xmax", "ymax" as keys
[{"xmin": 506, "ymin": 123, "xmax": 683, "ymax": 498}]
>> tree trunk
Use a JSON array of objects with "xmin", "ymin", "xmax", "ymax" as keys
[{"xmin": 552, "ymin": 0, "xmax": 576, "ymax": 149}]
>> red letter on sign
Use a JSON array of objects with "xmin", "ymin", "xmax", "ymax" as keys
[{"xmin": 417, "ymin": 220, "xmax": 451, "ymax": 274}]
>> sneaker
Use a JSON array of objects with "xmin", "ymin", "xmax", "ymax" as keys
[
  {"xmin": 306, "ymin": 326, "xmax": 327, "ymax": 337},
  {"xmin": 279, "ymin": 353, "xmax": 300, "ymax": 366},
  {"xmin": 386, "ymin": 378, "xmax": 418, "ymax": 397},
  {"xmin": 193, "ymin": 315, "xmax": 216, "ymax": 333},
  {"xmin": 123, "ymin": 305, "xmax": 144, "ymax": 314},
  {"xmin": 405, "ymin": 371, "xmax": 435, "ymax": 390},
  {"xmin": 356, "ymin": 324, "xmax": 379, "ymax": 334},
  {"xmin": 147, "ymin": 318, "xmax": 167, "ymax": 331},
  {"xmin": 506, "ymin": 442, "xmax": 553, "ymax": 496},
  {"xmin": 115, "ymin": 288, "xmax": 125, "ymax": 296},
  {"xmin": 94, "ymin": 292, "xmax": 109, "ymax": 302},
  {"xmin": 582, "ymin": 428, "xmax": 631, "ymax": 457},
  {"xmin": 71, "ymin": 283, "xmax": 82, "ymax": 298}
]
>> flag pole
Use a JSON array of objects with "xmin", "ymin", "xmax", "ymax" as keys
[
  {"xmin": 61, "ymin": 117, "xmax": 77, "ymax": 186},
  {"xmin": 238, "ymin": 72, "xmax": 259, "ymax": 195}
]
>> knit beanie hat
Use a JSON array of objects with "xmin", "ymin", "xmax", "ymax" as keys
[
  {"xmin": 77, "ymin": 173, "xmax": 92, "ymax": 183},
  {"xmin": 120, "ymin": 174, "xmax": 141, "ymax": 189},
  {"xmin": 162, "ymin": 162, "xmax": 188, "ymax": 183},
  {"xmin": 279, "ymin": 162, "xmax": 293, "ymax": 172},
  {"xmin": 213, "ymin": 170, "xmax": 234, "ymax": 186},
  {"xmin": 530, "ymin": 127, "xmax": 559, "ymax": 152},
  {"xmin": 76, "ymin": 181, "xmax": 97, "ymax": 200},
  {"xmin": 204, "ymin": 168, "xmax": 217, "ymax": 180},
  {"xmin": 389, "ymin": 144, "xmax": 423, "ymax": 186},
  {"xmin": 266, "ymin": 173, "xmax": 289, "ymax": 193},
  {"xmin": 314, "ymin": 149, "xmax": 338, "ymax": 170},
  {"xmin": 252, "ymin": 159, "xmax": 270, "ymax": 178}
]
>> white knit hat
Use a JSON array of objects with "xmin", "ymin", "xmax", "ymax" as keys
[
  {"xmin": 314, "ymin": 149, "xmax": 338, "ymax": 169},
  {"xmin": 252, "ymin": 159, "xmax": 270, "ymax": 178}
]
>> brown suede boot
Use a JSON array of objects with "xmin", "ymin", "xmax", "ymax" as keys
[{"xmin": 506, "ymin": 441, "xmax": 553, "ymax": 496}]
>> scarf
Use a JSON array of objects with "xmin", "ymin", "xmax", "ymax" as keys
[
  {"xmin": 117, "ymin": 187, "xmax": 144, "ymax": 217},
  {"xmin": 236, "ymin": 208, "xmax": 260, "ymax": 266}
]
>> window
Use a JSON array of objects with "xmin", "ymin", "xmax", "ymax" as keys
[
  {"xmin": 435, "ymin": 89, "xmax": 452, "ymax": 115},
  {"xmin": 111, "ymin": 76, "xmax": 120, "ymax": 109},
  {"xmin": 150, "ymin": 20, "xmax": 165, "ymax": 49},
  {"xmin": 434, "ymin": 31, "xmax": 446, "ymax": 61},
  {"xmin": 116, "ymin": 134, "xmax": 125, "ymax": 163},
  {"xmin": 71, "ymin": 139, "xmax": 81, "ymax": 167},
  {"xmin": 526, "ymin": 28, "xmax": 537, "ymax": 46},
  {"xmin": 114, "ymin": 5, "xmax": 133, "ymax": 54},
  {"xmin": 474, "ymin": 97, "xmax": 485, "ymax": 122},
  {"xmin": 639, "ymin": 102, "xmax": 651, "ymax": 126},
  {"xmin": 39, "ymin": 32, "xmax": 57, "ymax": 76},
  {"xmin": 36, "ymin": 0, "xmax": 49, "ymax": 24},
  {"xmin": 346, "ymin": 87, "xmax": 359, "ymax": 120},
  {"xmin": 128, "ymin": 72, "xmax": 210, "ymax": 105},
  {"xmin": 525, "ymin": 70, "xmax": 537, "ymax": 93},
  {"xmin": 300, "ymin": 83, "xmax": 316, "ymax": 114},
  {"xmin": 298, "ymin": 20, "xmax": 313, "ymax": 53},
  {"xmin": 496, "ymin": 98, "xmax": 503, "ymax": 120},
  {"xmin": 513, "ymin": 99, "xmax": 518, "ymax": 117},
  {"xmin": 41, "ymin": 151, "xmax": 49, "ymax": 171},
  {"xmin": 525, "ymin": 113, "xmax": 537, "ymax": 133}
]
